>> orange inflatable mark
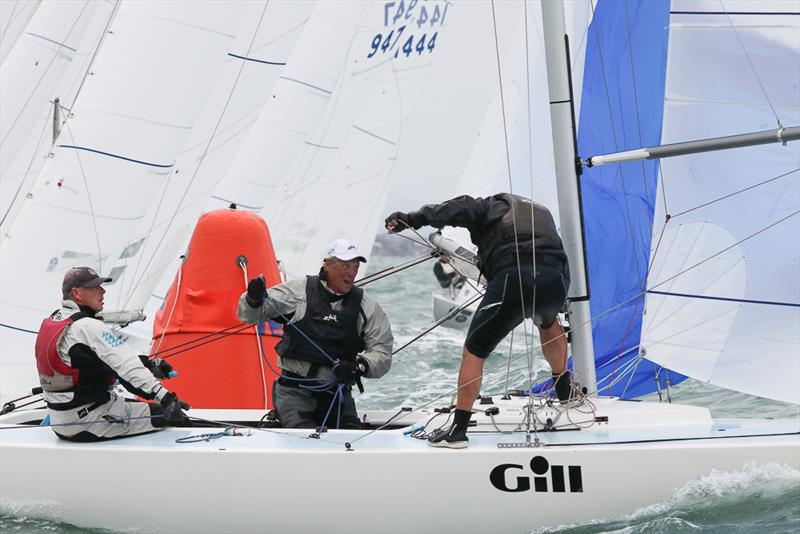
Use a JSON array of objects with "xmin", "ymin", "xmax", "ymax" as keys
[{"xmin": 151, "ymin": 209, "xmax": 283, "ymax": 409}]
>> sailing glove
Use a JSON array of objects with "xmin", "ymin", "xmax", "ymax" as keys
[
  {"xmin": 333, "ymin": 358, "xmax": 368, "ymax": 384},
  {"xmin": 385, "ymin": 212, "xmax": 412, "ymax": 233},
  {"xmin": 246, "ymin": 275, "xmax": 267, "ymax": 308},
  {"xmin": 160, "ymin": 392, "xmax": 191, "ymax": 424},
  {"xmin": 139, "ymin": 356, "xmax": 175, "ymax": 379}
]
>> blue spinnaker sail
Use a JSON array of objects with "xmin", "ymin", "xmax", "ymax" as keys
[{"xmin": 577, "ymin": 0, "xmax": 687, "ymax": 398}]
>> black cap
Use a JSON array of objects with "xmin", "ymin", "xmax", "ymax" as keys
[{"xmin": 62, "ymin": 267, "xmax": 112, "ymax": 297}]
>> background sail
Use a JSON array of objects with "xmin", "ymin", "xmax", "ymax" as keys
[
  {"xmin": 0, "ymin": 1, "xmax": 248, "ymax": 402},
  {"xmin": 642, "ymin": 1, "xmax": 800, "ymax": 404},
  {"xmin": 0, "ymin": 0, "xmax": 41, "ymax": 65},
  {"xmin": 577, "ymin": 0, "xmax": 683, "ymax": 398},
  {"xmin": 100, "ymin": 0, "xmax": 316, "ymax": 323},
  {"xmin": 0, "ymin": 0, "xmax": 115, "ymax": 231}
]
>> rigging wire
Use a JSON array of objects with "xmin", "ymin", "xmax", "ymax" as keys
[
  {"xmin": 521, "ymin": 0, "xmax": 539, "ymax": 427},
  {"xmin": 718, "ymin": 0, "xmax": 783, "ymax": 126},
  {"xmin": 670, "ymin": 167, "xmax": 799, "ymax": 219},
  {"xmin": 490, "ymin": 0, "xmax": 539, "ymax": 441}
]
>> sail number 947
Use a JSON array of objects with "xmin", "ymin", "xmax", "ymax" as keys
[{"xmin": 368, "ymin": 27, "xmax": 437, "ymax": 58}]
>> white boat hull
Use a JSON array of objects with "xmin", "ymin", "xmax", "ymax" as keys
[
  {"xmin": 432, "ymin": 286, "xmax": 479, "ymax": 328},
  {"xmin": 2, "ymin": 397, "xmax": 798, "ymax": 533}
]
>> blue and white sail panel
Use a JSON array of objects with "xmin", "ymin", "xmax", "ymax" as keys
[
  {"xmin": 642, "ymin": 1, "xmax": 800, "ymax": 404},
  {"xmin": 577, "ymin": 0, "xmax": 684, "ymax": 398}
]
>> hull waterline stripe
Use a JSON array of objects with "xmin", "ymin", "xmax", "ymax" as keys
[
  {"xmin": 0, "ymin": 323, "xmax": 38, "ymax": 334},
  {"xmin": 58, "ymin": 145, "xmax": 174, "ymax": 168},
  {"xmin": 647, "ymin": 290, "xmax": 799, "ymax": 308},
  {"xmin": 227, "ymin": 52, "xmax": 286, "ymax": 66}
]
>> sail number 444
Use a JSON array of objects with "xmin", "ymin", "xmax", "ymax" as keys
[{"xmin": 369, "ymin": 0, "xmax": 448, "ymax": 59}]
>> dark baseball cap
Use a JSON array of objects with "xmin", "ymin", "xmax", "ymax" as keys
[{"xmin": 62, "ymin": 266, "xmax": 112, "ymax": 297}]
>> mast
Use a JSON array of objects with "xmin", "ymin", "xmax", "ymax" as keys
[{"xmin": 541, "ymin": 0, "xmax": 597, "ymax": 395}]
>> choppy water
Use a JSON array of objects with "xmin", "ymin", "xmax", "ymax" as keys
[{"xmin": 2, "ymin": 253, "xmax": 798, "ymax": 533}]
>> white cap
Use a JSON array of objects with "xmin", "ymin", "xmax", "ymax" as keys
[{"xmin": 325, "ymin": 238, "xmax": 367, "ymax": 263}]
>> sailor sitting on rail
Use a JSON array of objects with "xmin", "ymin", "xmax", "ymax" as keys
[
  {"xmin": 35, "ymin": 267, "xmax": 190, "ymax": 441},
  {"xmin": 238, "ymin": 239, "xmax": 393, "ymax": 430}
]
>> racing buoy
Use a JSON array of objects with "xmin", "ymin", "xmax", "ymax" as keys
[{"xmin": 151, "ymin": 208, "xmax": 282, "ymax": 409}]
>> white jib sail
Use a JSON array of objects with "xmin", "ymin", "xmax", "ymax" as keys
[
  {"xmin": 642, "ymin": 1, "xmax": 800, "ymax": 404},
  {"xmin": 0, "ymin": 1, "xmax": 249, "ymax": 402}
]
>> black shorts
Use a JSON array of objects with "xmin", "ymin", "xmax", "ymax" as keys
[{"xmin": 465, "ymin": 264, "xmax": 569, "ymax": 358}]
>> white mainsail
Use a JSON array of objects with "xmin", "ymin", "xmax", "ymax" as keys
[
  {"xmin": 0, "ymin": 1, "xmax": 249, "ymax": 402},
  {"xmin": 641, "ymin": 1, "xmax": 800, "ymax": 403}
]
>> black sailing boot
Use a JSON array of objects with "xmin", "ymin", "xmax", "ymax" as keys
[
  {"xmin": 428, "ymin": 409, "xmax": 471, "ymax": 449},
  {"xmin": 553, "ymin": 371, "xmax": 572, "ymax": 403}
]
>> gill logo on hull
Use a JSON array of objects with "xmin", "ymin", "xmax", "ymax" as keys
[{"xmin": 490, "ymin": 456, "xmax": 583, "ymax": 493}]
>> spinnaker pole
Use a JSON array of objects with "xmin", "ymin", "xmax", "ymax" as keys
[{"xmin": 585, "ymin": 126, "xmax": 800, "ymax": 167}]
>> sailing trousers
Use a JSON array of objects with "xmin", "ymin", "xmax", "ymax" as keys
[
  {"xmin": 465, "ymin": 264, "xmax": 569, "ymax": 358},
  {"xmin": 49, "ymin": 391, "xmax": 162, "ymax": 442},
  {"xmin": 273, "ymin": 380, "xmax": 361, "ymax": 430}
]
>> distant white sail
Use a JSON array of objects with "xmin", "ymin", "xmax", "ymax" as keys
[
  {"xmin": 0, "ymin": 1, "xmax": 248, "ymax": 401},
  {"xmin": 0, "ymin": 0, "xmax": 41, "ymax": 65},
  {"xmin": 642, "ymin": 3, "xmax": 800, "ymax": 403},
  {"xmin": 100, "ymin": 0, "xmax": 316, "ymax": 322},
  {"xmin": 209, "ymin": 1, "xmax": 382, "ymax": 215},
  {"xmin": 0, "ymin": 0, "xmax": 116, "ymax": 231},
  {"xmin": 260, "ymin": 1, "xmax": 454, "ymax": 277}
]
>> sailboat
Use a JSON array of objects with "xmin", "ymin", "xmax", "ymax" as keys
[{"xmin": 1, "ymin": 1, "xmax": 798, "ymax": 533}]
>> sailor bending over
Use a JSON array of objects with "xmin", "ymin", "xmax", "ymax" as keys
[
  {"xmin": 238, "ymin": 239, "xmax": 393, "ymax": 430},
  {"xmin": 386, "ymin": 194, "xmax": 571, "ymax": 448},
  {"xmin": 35, "ymin": 267, "xmax": 189, "ymax": 441}
]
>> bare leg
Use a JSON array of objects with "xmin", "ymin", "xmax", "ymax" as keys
[
  {"xmin": 538, "ymin": 321, "xmax": 567, "ymax": 375},
  {"xmin": 456, "ymin": 346, "xmax": 485, "ymax": 411}
]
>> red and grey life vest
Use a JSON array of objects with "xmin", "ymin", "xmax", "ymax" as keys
[
  {"xmin": 276, "ymin": 276, "xmax": 365, "ymax": 369},
  {"xmin": 35, "ymin": 310, "xmax": 116, "ymax": 410},
  {"xmin": 475, "ymin": 193, "xmax": 569, "ymax": 279}
]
